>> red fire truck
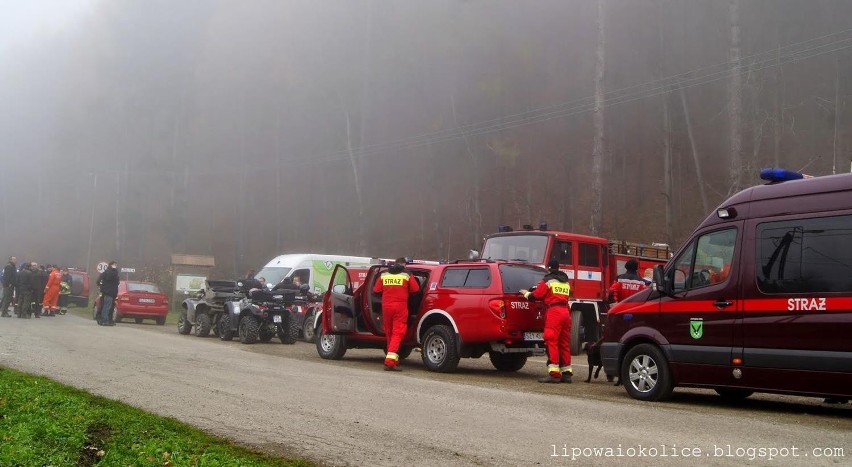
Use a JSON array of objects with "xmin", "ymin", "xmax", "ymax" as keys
[{"xmin": 472, "ymin": 224, "xmax": 670, "ymax": 355}]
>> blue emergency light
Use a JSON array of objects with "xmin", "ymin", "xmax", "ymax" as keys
[{"xmin": 760, "ymin": 168, "xmax": 804, "ymax": 183}]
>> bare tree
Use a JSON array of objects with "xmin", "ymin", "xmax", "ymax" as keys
[
  {"xmin": 728, "ymin": 0, "xmax": 743, "ymax": 194},
  {"xmin": 590, "ymin": 0, "xmax": 606, "ymax": 235}
]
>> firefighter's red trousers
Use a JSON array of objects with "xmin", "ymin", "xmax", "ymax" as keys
[
  {"xmin": 544, "ymin": 306, "xmax": 572, "ymax": 374},
  {"xmin": 383, "ymin": 303, "xmax": 408, "ymax": 367}
]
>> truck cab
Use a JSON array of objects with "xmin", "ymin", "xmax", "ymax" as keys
[
  {"xmin": 316, "ymin": 261, "xmax": 548, "ymax": 373},
  {"xmin": 474, "ymin": 226, "xmax": 669, "ymax": 354}
]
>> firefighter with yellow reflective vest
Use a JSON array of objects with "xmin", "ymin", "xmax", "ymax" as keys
[
  {"xmin": 373, "ymin": 257, "xmax": 420, "ymax": 371},
  {"xmin": 520, "ymin": 259, "xmax": 573, "ymax": 383}
]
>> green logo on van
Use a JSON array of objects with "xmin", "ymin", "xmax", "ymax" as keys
[{"xmin": 690, "ymin": 319, "xmax": 703, "ymax": 339}]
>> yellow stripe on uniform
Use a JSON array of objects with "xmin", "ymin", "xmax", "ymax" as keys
[
  {"xmin": 386, "ymin": 352, "xmax": 399, "ymax": 361},
  {"xmin": 381, "ymin": 273, "xmax": 409, "ymax": 286},
  {"xmin": 548, "ymin": 281, "xmax": 571, "ymax": 296}
]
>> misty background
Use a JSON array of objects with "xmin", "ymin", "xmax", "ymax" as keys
[{"xmin": 2, "ymin": 0, "xmax": 851, "ymax": 281}]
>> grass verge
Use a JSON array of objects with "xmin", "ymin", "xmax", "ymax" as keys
[{"xmin": 0, "ymin": 367, "xmax": 312, "ymax": 466}]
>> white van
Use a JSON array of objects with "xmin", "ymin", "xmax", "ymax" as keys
[{"xmin": 255, "ymin": 253, "xmax": 377, "ymax": 294}]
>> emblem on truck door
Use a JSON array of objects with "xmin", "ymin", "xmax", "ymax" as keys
[{"xmin": 689, "ymin": 318, "xmax": 703, "ymax": 339}]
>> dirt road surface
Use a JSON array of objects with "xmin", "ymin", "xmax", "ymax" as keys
[{"xmin": 1, "ymin": 314, "xmax": 849, "ymax": 466}]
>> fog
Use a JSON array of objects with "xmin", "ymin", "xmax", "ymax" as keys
[{"xmin": 2, "ymin": 0, "xmax": 851, "ymax": 282}]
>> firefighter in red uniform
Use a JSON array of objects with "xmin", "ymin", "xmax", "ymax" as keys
[
  {"xmin": 373, "ymin": 258, "xmax": 420, "ymax": 371},
  {"xmin": 607, "ymin": 259, "xmax": 650, "ymax": 303},
  {"xmin": 521, "ymin": 260, "xmax": 573, "ymax": 383}
]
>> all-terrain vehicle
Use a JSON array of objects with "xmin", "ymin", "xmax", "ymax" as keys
[
  {"xmin": 218, "ymin": 283, "xmax": 318, "ymax": 344},
  {"xmin": 178, "ymin": 280, "xmax": 243, "ymax": 337}
]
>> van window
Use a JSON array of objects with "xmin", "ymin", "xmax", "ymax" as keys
[
  {"xmin": 579, "ymin": 243, "xmax": 600, "ymax": 267},
  {"xmin": 757, "ymin": 215, "xmax": 852, "ymax": 293},
  {"xmin": 670, "ymin": 229, "xmax": 736, "ymax": 292},
  {"xmin": 440, "ymin": 268, "xmax": 491, "ymax": 288}
]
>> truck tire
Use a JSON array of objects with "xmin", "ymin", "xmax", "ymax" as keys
[
  {"xmin": 421, "ymin": 325, "xmax": 460, "ymax": 373},
  {"xmin": 277, "ymin": 313, "xmax": 298, "ymax": 345},
  {"xmin": 621, "ymin": 343, "xmax": 674, "ymax": 401},
  {"xmin": 316, "ymin": 325, "xmax": 347, "ymax": 360},
  {"xmin": 488, "ymin": 352, "xmax": 528, "ymax": 372},
  {"xmin": 302, "ymin": 310, "xmax": 317, "ymax": 343},
  {"xmin": 177, "ymin": 311, "xmax": 191, "ymax": 335},
  {"xmin": 239, "ymin": 315, "xmax": 260, "ymax": 344},
  {"xmin": 570, "ymin": 309, "xmax": 583, "ymax": 356},
  {"xmin": 194, "ymin": 313, "xmax": 212, "ymax": 337},
  {"xmin": 218, "ymin": 314, "xmax": 234, "ymax": 341}
]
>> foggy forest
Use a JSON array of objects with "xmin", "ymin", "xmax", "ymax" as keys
[{"xmin": 2, "ymin": 0, "xmax": 851, "ymax": 283}]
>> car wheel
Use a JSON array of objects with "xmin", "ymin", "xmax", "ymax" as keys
[
  {"xmin": 194, "ymin": 313, "xmax": 212, "ymax": 337},
  {"xmin": 570, "ymin": 309, "xmax": 583, "ymax": 356},
  {"xmin": 238, "ymin": 315, "xmax": 260, "ymax": 344},
  {"xmin": 421, "ymin": 325, "xmax": 460, "ymax": 373},
  {"xmin": 218, "ymin": 314, "xmax": 234, "ymax": 341},
  {"xmin": 488, "ymin": 352, "xmax": 528, "ymax": 372},
  {"xmin": 177, "ymin": 311, "xmax": 191, "ymax": 335},
  {"xmin": 621, "ymin": 343, "xmax": 674, "ymax": 401},
  {"xmin": 277, "ymin": 313, "xmax": 298, "ymax": 345},
  {"xmin": 302, "ymin": 311, "xmax": 317, "ymax": 343},
  {"xmin": 715, "ymin": 388, "xmax": 754, "ymax": 400},
  {"xmin": 155, "ymin": 317, "xmax": 166, "ymax": 326},
  {"xmin": 134, "ymin": 318, "xmax": 143, "ymax": 324},
  {"xmin": 315, "ymin": 325, "xmax": 347, "ymax": 359}
]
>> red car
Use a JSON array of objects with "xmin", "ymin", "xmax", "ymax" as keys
[{"xmin": 93, "ymin": 281, "xmax": 169, "ymax": 325}]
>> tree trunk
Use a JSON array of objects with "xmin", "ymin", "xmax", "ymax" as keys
[
  {"xmin": 451, "ymin": 95, "xmax": 482, "ymax": 247},
  {"xmin": 679, "ymin": 86, "xmax": 709, "ymax": 213},
  {"xmin": 345, "ymin": 111, "xmax": 367, "ymax": 255},
  {"xmin": 728, "ymin": 0, "xmax": 743, "ymax": 194},
  {"xmin": 662, "ymin": 94, "xmax": 674, "ymax": 247},
  {"xmin": 590, "ymin": 0, "xmax": 606, "ymax": 235}
]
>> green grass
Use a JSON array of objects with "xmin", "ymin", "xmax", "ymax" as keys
[{"xmin": 0, "ymin": 367, "xmax": 312, "ymax": 467}]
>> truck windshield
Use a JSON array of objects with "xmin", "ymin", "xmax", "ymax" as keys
[
  {"xmin": 255, "ymin": 267, "xmax": 291, "ymax": 287},
  {"xmin": 481, "ymin": 235, "xmax": 548, "ymax": 264},
  {"xmin": 498, "ymin": 264, "xmax": 546, "ymax": 293}
]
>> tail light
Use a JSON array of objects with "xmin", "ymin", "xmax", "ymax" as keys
[
  {"xmin": 488, "ymin": 299, "xmax": 506, "ymax": 319},
  {"xmin": 118, "ymin": 295, "xmax": 129, "ymax": 302}
]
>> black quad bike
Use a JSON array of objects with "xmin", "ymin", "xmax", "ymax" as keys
[{"xmin": 218, "ymin": 284, "xmax": 317, "ymax": 345}]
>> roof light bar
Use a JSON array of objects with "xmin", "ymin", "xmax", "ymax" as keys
[{"xmin": 760, "ymin": 168, "xmax": 804, "ymax": 183}]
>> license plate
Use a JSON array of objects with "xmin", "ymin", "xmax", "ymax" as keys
[
  {"xmin": 524, "ymin": 332, "xmax": 544, "ymax": 341},
  {"xmin": 273, "ymin": 315, "xmax": 282, "ymax": 323},
  {"xmin": 138, "ymin": 298, "xmax": 155, "ymax": 304}
]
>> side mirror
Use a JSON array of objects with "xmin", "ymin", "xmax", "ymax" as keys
[
  {"xmin": 652, "ymin": 265, "xmax": 671, "ymax": 296},
  {"xmin": 468, "ymin": 249, "xmax": 480, "ymax": 260},
  {"xmin": 332, "ymin": 284, "xmax": 346, "ymax": 294}
]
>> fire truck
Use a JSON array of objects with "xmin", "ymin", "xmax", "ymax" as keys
[{"xmin": 471, "ymin": 224, "xmax": 670, "ymax": 355}]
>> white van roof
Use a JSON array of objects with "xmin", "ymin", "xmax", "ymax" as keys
[{"xmin": 260, "ymin": 254, "xmax": 377, "ymax": 269}]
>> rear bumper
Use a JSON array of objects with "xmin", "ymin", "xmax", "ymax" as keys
[
  {"xmin": 489, "ymin": 340, "xmax": 547, "ymax": 355},
  {"xmin": 116, "ymin": 305, "xmax": 168, "ymax": 317},
  {"xmin": 601, "ymin": 342, "xmax": 622, "ymax": 378}
]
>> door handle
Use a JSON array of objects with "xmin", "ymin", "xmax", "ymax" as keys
[{"xmin": 714, "ymin": 300, "xmax": 733, "ymax": 308}]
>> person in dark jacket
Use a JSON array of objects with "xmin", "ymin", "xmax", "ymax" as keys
[
  {"xmin": 15, "ymin": 263, "xmax": 34, "ymax": 319},
  {"xmin": 58, "ymin": 268, "xmax": 72, "ymax": 314},
  {"xmin": 96, "ymin": 261, "xmax": 120, "ymax": 326},
  {"xmin": 0, "ymin": 256, "xmax": 16, "ymax": 317},
  {"xmin": 32, "ymin": 264, "xmax": 48, "ymax": 317}
]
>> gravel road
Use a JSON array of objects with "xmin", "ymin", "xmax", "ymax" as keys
[{"xmin": 1, "ymin": 314, "xmax": 849, "ymax": 466}]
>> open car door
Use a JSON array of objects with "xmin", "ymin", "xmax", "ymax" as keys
[{"xmin": 324, "ymin": 264, "xmax": 356, "ymax": 334}]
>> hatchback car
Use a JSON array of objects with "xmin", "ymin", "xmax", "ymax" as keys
[{"xmin": 93, "ymin": 281, "xmax": 169, "ymax": 325}]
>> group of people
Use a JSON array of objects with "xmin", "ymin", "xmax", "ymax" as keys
[{"xmin": 1, "ymin": 256, "xmax": 74, "ymax": 319}]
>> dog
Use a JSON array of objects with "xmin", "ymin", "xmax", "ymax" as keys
[{"xmin": 585, "ymin": 339, "xmax": 620, "ymax": 385}]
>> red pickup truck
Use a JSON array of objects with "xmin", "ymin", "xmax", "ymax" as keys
[{"xmin": 316, "ymin": 261, "xmax": 548, "ymax": 373}]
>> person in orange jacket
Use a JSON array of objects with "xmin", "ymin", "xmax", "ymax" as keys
[
  {"xmin": 42, "ymin": 265, "xmax": 62, "ymax": 316},
  {"xmin": 521, "ymin": 259, "xmax": 573, "ymax": 383},
  {"xmin": 373, "ymin": 257, "xmax": 420, "ymax": 371}
]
